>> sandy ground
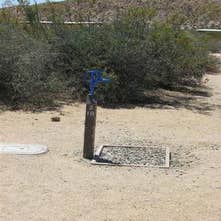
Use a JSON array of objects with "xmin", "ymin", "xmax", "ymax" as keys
[{"xmin": 0, "ymin": 55, "xmax": 221, "ymax": 221}]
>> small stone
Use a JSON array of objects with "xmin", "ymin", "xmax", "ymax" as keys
[{"xmin": 51, "ymin": 116, "xmax": 60, "ymax": 122}]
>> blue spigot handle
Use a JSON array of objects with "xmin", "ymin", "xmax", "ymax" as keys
[{"xmin": 85, "ymin": 70, "xmax": 110, "ymax": 96}]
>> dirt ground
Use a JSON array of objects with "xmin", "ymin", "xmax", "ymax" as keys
[{"xmin": 0, "ymin": 54, "xmax": 221, "ymax": 221}]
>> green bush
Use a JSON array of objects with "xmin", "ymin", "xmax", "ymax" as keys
[
  {"xmin": 100, "ymin": 20, "xmax": 209, "ymax": 103},
  {"xmin": 48, "ymin": 25, "xmax": 109, "ymax": 100},
  {"xmin": 0, "ymin": 24, "xmax": 65, "ymax": 108}
]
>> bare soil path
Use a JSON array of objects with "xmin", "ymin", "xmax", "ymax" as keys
[{"xmin": 0, "ymin": 55, "xmax": 221, "ymax": 221}]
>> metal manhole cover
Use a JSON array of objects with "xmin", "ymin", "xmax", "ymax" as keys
[
  {"xmin": 0, "ymin": 144, "xmax": 48, "ymax": 155},
  {"xmin": 92, "ymin": 145, "xmax": 170, "ymax": 168}
]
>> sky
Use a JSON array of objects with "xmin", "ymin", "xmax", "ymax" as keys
[{"xmin": 0, "ymin": 0, "xmax": 63, "ymax": 8}]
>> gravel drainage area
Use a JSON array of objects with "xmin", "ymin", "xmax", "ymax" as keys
[{"xmin": 93, "ymin": 145, "xmax": 170, "ymax": 168}]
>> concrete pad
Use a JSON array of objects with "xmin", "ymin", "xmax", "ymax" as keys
[{"xmin": 0, "ymin": 143, "xmax": 48, "ymax": 155}]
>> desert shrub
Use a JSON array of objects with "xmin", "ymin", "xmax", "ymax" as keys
[
  {"xmin": 99, "ymin": 18, "xmax": 209, "ymax": 103},
  {"xmin": 0, "ymin": 24, "xmax": 65, "ymax": 108},
  {"xmin": 47, "ymin": 24, "xmax": 113, "ymax": 100}
]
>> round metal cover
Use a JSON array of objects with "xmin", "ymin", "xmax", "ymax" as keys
[{"xmin": 0, "ymin": 144, "xmax": 48, "ymax": 155}]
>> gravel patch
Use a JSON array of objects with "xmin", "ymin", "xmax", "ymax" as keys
[{"xmin": 94, "ymin": 145, "xmax": 169, "ymax": 167}]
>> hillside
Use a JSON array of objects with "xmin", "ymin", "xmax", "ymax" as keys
[{"xmin": 1, "ymin": 0, "xmax": 221, "ymax": 28}]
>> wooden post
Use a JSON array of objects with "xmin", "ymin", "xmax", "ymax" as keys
[{"xmin": 83, "ymin": 95, "xmax": 97, "ymax": 159}]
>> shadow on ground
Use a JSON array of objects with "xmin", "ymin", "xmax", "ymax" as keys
[
  {"xmin": 0, "ymin": 99, "xmax": 69, "ymax": 113},
  {"xmin": 103, "ymin": 83, "xmax": 217, "ymax": 115},
  {"xmin": 0, "ymin": 79, "xmax": 218, "ymax": 115}
]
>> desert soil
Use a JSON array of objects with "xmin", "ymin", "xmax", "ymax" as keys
[{"xmin": 0, "ymin": 54, "xmax": 221, "ymax": 221}]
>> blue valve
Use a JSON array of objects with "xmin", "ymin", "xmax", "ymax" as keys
[{"xmin": 85, "ymin": 70, "xmax": 110, "ymax": 96}]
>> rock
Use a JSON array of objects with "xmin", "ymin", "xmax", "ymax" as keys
[{"xmin": 51, "ymin": 116, "xmax": 61, "ymax": 122}]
